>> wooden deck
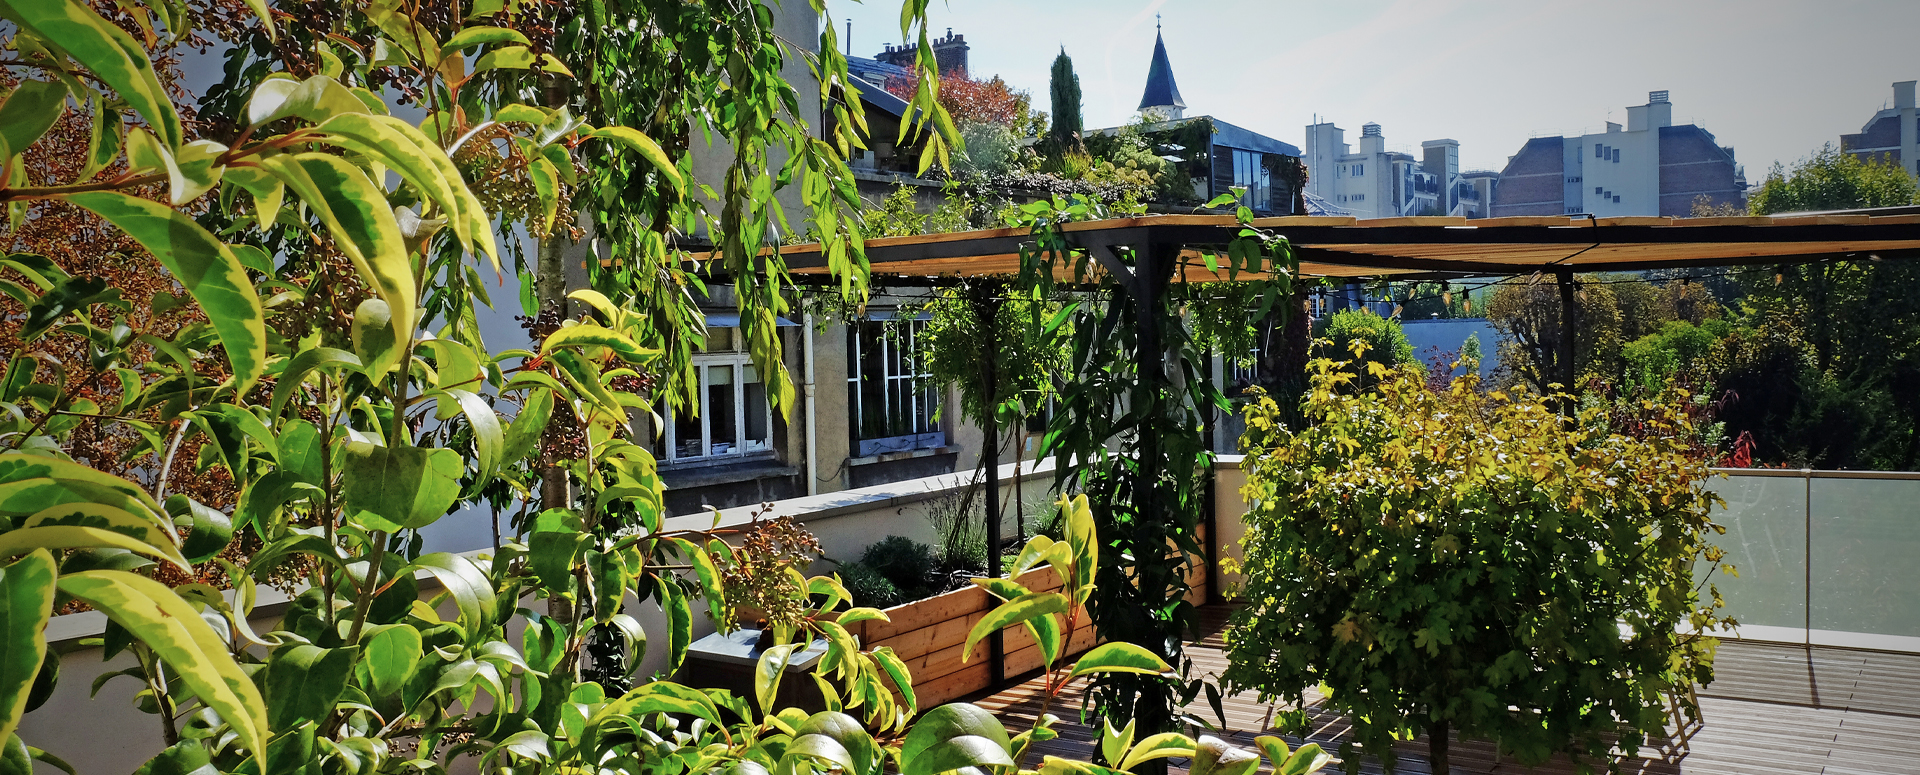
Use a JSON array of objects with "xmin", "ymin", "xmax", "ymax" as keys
[{"xmin": 969, "ymin": 605, "xmax": 1920, "ymax": 774}]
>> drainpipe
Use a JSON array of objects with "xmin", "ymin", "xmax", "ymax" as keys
[{"xmin": 804, "ymin": 313, "xmax": 819, "ymax": 496}]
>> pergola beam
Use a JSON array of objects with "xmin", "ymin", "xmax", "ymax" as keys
[{"xmin": 768, "ymin": 219, "xmax": 1920, "ymax": 281}]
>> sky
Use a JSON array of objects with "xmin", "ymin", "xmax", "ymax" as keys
[{"xmin": 832, "ymin": 0, "xmax": 1920, "ymax": 176}]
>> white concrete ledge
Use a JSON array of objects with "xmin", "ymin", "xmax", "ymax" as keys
[{"xmin": 664, "ymin": 457, "xmax": 1060, "ymax": 534}]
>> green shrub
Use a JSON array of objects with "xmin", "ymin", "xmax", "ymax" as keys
[
  {"xmin": 1622, "ymin": 319, "xmax": 1727, "ymax": 390},
  {"xmin": 838, "ymin": 561, "xmax": 902, "ymax": 609},
  {"xmin": 861, "ymin": 535, "xmax": 936, "ymax": 594},
  {"xmin": 1225, "ymin": 347, "xmax": 1731, "ymax": 774},
  {"xmin": 1315, "ymin": 309, "xmax": 1415, "ymax": 386}
]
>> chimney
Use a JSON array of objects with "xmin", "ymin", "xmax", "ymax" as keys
[
  {"xmin": 1646, "ymin": 90, "xmax": 1673, "ymax": 129},
  {"xmin": 1897, "ymin": 81, "xmax": 1917, "ymax": 110},
  {"xmin": 1358, "ymin": 123, "xmax": 1384, "ymax": 153}
]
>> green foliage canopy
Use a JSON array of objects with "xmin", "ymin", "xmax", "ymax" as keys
[
  {"xmin": 1748, "ymin": 143, "xmax": 1918, "ymax": 215},
  {"xmin": 1225, "ymin": 349, "xmax": 1732, "ymax": 774},
  {"xmin": 1315, "ymin": 309, "xmax": 1414, "ymax": 385}
]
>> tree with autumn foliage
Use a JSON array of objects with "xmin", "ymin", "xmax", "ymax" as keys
[{"xmin": 886, "ymin": 68, "xmax": 1047, "ymax": 138}]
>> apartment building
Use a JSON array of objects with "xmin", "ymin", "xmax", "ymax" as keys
[
  {"xmin": 1490, "ymin": 90, "xmax": 1745, "ymax": 217},
  {"xmin": 1839, "ymin": 80, "xmax": 1920, "ymax": 177},
  {"xmin": 1303, "ymin": 122, "xmax": 1495, "ymax": 218}
]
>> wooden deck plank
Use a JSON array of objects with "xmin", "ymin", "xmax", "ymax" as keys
[{"xmin": 962, "ymin": 604, "xmax": 1920, "ymax": 774}]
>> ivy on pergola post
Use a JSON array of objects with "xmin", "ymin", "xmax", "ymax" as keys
[{"xmin": 1009, "ymin": 201, "xmax": 1300, "ymax": 764}]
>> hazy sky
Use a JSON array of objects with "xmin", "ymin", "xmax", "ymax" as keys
[{"xmin": 832, "ymin": 0, "xmax": 1920, "ymax": 176}]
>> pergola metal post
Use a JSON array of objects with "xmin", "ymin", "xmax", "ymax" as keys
[
  {"xmin": 1556, "ymin": 269, "xmax": 1578, "ymax": 407},
  {"xmin": 1201, "ymin": 348, "xmax": 1219, "ymax": 607},
  {"xmin": 1134, "ymin": 243, "xmax": 1182, "ymax": 770},
  {"xmin": 970, "ymin": 282, "xmax": 1007, "ymax": 686}
]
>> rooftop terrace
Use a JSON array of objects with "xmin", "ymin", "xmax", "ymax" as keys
[{"xmin": 977, "ymin": 606, "xmax": 1920, "ymax": 775}]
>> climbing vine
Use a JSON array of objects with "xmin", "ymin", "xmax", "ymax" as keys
[{"xmin": 1006, "ymin": 192, "xmax": 1301, "ymax": 753}]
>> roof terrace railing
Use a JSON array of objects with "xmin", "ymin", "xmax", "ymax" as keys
[{"xmin": 1701, "ymin": 468, "xmax": 1920, "ymax": 653}]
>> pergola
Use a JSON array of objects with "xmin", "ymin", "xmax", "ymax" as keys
[
  {"xmin": 772, "ymin": 211, "xmax": 1920, "ymax": 686},
  {"xmin": 780, "ymin": 212, "xmax": 1920, "ymax": 280}
]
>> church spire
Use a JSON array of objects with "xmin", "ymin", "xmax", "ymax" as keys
[{"xmin": 1137, "ymin": 19, "xmax": 1186, "ymax": 119}]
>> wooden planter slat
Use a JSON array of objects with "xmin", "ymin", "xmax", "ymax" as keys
[
  {"xmin": 870, "ymin": 609, "xmax": 988, "ymax": 662},
  {"xmin": 907, "ymin": 639, "xmax": 978, "ymax": 683},
  {"xmin": 864, "ymin": 585, "xmax": 988, "ymax": 643},
  {"xmin": 1003, "ymin": 624, "xmax": 1099, "ymax": 677},
  {"xmin": 912, "ymin": 660, "xmax": 993, "ymax": 707}
]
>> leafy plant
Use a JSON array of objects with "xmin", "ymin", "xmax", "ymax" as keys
[
  {"xmin": 1459, "ymin": 332, "xmax": 1482, "ymax": 366},
  {"xmin": 837, "ymin": 561, "xmax": 902, "ymax": 609},
  {"xmin": 1225, "ymin": 342, "xmax": 1734, "ymax": 774},
  {"xmin": 859, "ymin": 184, "xmax": 970, "ymax": 239},
  {"xmin": 961, "ymin": 495, "xmax": 1333, "ymax": 775},
  {"xmin": 1315, "ymin": 308, "xmax": 1414, "ymax": 385},
  {"xmin": 0, "ymin": 0, "xmax": 971, "ymax": 772},
  {"xmin": 720, "ymin": 516, "xmax": 825, "ymax": 631},
  {"xmin": 861, "ymin": 535, "xmax": 936, "ymax": 599}
]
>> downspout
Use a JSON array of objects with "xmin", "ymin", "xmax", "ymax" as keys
[{"xmin": 804, "ymin": 313, "xmax": 819, "ymax": 496}]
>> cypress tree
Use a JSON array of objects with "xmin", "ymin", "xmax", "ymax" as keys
[{"xmin": 1049, "ymin": 48, "xmax": 1083, "ymax": 154}]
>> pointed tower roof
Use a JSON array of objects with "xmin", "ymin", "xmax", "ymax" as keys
[{"xmin": 1137, "ymin": 22, "xmax": 1186, "ymax": 112}]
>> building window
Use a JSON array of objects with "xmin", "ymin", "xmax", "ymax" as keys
[
  {"xmin": 1612, "ymin": 149, "xmax": 1620, "ymax": 163},
  {"xmin": 847, "ymin": 319, "xmax": 942, "ymax": 457},
  {"xmin": 1351, "ymin": 194, "xmax": 1365, "ymax": 202},
  {"xmin": 657, "ymin": 351, "xmax": 774, "ymax": 463},
  {"xmin": 1596, "ymin": 144, "xmax": 1605, "ymax": 158},
  {"xmin": 1232, "ymin": 149, "xmax": 1270, "ymax": 211},
  {"xmin": 1595, "ymin": 186, "xmax": 1603, "ymax": 195},
  {"xmin": 1353, "ymin": 163, "xmax": 1365, "ymax": 177},
  {"xmin": 1613, "ymin": 195, "xmax": 1621, "ymax": 203}
]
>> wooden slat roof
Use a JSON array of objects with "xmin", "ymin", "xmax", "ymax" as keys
[{"xmin": 772, "ymin": 213, "xmax": 1920, "ymax": 281}]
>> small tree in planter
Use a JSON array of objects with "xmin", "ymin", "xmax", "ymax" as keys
[{"xmin": 1224, "ymin": 344, "xmax": 1735, "ymax": 774}]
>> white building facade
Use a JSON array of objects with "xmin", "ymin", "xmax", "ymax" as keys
[
  {"xmin": 1492, "ymin": 91, "xmax": 1745, "ymax": 217},
  {"xmin": 1303, "ymin": 122, "xmax": 1492, "ymax": 218}
]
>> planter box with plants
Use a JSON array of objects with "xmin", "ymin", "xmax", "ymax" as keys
[{"xmin": 830, "ymin": 495, "xmax": 1210, "ymax": 706}]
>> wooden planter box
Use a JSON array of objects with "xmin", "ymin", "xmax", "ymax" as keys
[
  {"xmin": 839, "ymin": 552, "xmax": 1211, "ymax": 707},
  {"xmin": 680, "ymin": 533, "xmax": 1212, "ymax": 712}
]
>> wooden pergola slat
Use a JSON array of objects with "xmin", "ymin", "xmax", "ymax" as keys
[{"xmin": 767, "ymin": 215, "xmax": 1920, "ymax": 281}]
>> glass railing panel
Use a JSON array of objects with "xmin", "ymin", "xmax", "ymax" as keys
[
  {"xmin": 1808, "ymin": 474, "xmax": 1920, "ymax": 638},
  {"xmin": 1704, "ymin": 473, "xmax": 1808, "ymax": 633}
]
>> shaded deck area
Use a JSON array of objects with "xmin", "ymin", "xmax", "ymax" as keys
[{"xmin": 970, "ymin": 605, "xmax": 1920, "ymax": 774}]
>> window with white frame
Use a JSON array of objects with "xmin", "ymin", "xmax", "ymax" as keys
[
  {"xmin": 847, "ymin": 319, "xmax": 943, "ymax": 457},
  {"xmin": 655, "ymin": 350, "xmax": 774, "ymax": 464}
]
